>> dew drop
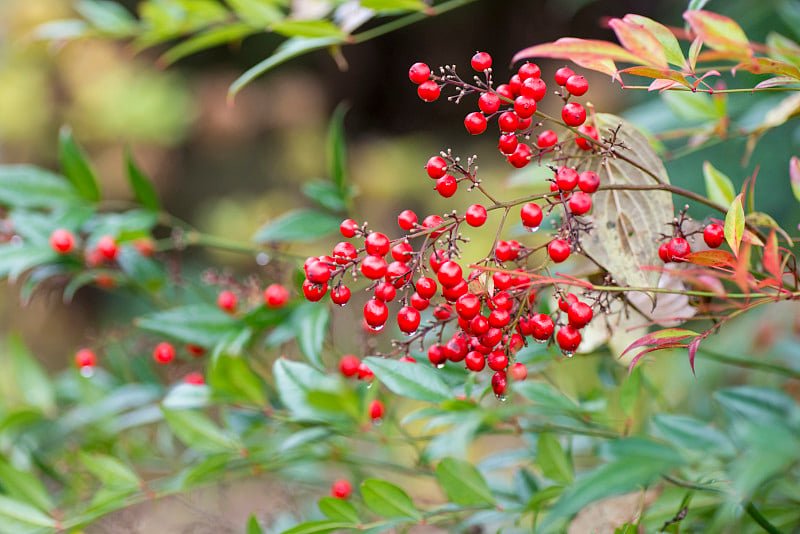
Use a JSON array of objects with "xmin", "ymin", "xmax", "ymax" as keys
[
  {"xmin": 534, "ymin": 338, "xmax": 548, "ymax": 344},
  {"xmin": 80, "ymin": 366, "xmax": 95, "ymax": 378},
  {"xmin": 495, "ymin": 394, "xmax": 508, "ymax": 402},
  {"xmin": 436, "ymin": 362, "xmax": 446, "ymax": 369},
  {"xmin": 336, "ymin": 302, "xmax": 347, "ymax": 308},
  {"xmin": 256, "ymin": 252, "xmax": 270, "ymax": 265},
  {"xmin": 366, "ymin": 381, "xmax": 374, "ymax": 389},
  {"xmin": 369, "ymin": 324, "xmax": 385, "ymax": 332},
  {"xmin": 524, "ymin": 225, "xmax": 540, "ymax": 233},
  {"xmin": 562, "ymin": 350, "xmax": 575, "ymax": 358},
  {"xmin": 372, "ymin": 417, "xmax": 383, "ymax": 426}
]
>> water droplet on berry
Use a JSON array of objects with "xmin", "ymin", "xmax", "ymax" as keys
[
  {"xmin": 436, "ymin": 362, "xmax": 446, "ymax": 369},
  {"xmin": 495, "ymin": 394, "xmax": 508, "ymax": 402},
  {"xmin": 534, "ymin": 338, "xmax": 548, "ymax": 344},
  {"xmin": 80, "ymin": 366, "xmax": 95, "ymax": 378},
  {"xmin": 562, "ymin": 350, "xmax": 575, "ymax": 358},
  {"xmin": 366, "ymin": 382, "xmax": 374, "ymax": 389},
  {"xmin": 256, "ymin": 252, "xmax": 270, "ymax": 265},
  {"xmin": 336, "ymin": 302, "xmax": 347, "ymax": 308},
  {"xmin": 372, "ymin": 417, "xmax": 383, "ymax": 426},
  {"xmin": 524, "ymin": 225, "xmax": 540, "ymax": 233},
  {"xmin": 369, "ymin": 324, "xmax": 384, "ymax": 332}
]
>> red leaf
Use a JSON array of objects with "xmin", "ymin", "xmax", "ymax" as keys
[
  {"xmin": 684, "ymin": 250, "xmax": 736, "ymax": 268},
  {"xmin": 648, "ymin": 79, "xmax": 683, "ymax": 92},
  {"xmin": 763, "ymin": 229, "xmax": 782, "ymax": 281},
  {"xmin": 608, "ymin": 18, "xmax": 668, "ymax": 68},
  {"xmin": 733, "ymin": 241, "xmax": 753, "ymax": 293},
  {"xmin": 687, "ymin": 337, "xmax": 702, "ymax": 375},
  {"xmin": 620, "ymin": 328, "xmax": 700, "ymax": 359},
  {"xmin": 628, "ymin": 342, "xmax": 689, "ymax": 373}
]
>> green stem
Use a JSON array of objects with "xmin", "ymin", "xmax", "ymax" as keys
[
  {"xmin": 352, "ymin": 0, "xmax": 478, "ymax": 43},
  {"xmin": 745, "ymin": 501, "xmax": 785, "ymax": 534}
]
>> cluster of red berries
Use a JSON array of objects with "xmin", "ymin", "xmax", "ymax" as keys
[
  {"xmin": 73, "ymin": 343, "xmax": 204, "ymax": 385},
  {"xmin": 409, "ymin": 53, "xmax": 599, "ymax": 171},
  {"xmin": 658, "ymin": 222, "xmax": 724, "ymax": 263}
]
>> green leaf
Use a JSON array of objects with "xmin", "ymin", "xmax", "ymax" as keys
[
  {"xmin": 363, "ymin": 357, "xmax": 451, "ymax": 403},
  {"xmin": 0, "ymin": 495, "xmax": 57, "ymax": 528},
  {"xmin": 723, "ymin": 193, "xmax": 745, "ymax": 257},
  {"xmin": 58, "ymin": 127, "xmax": 100, "ymax": 202},
  {"xmin": 327, "ymin": 102, "xmax": 349, "ymax": 191},
  {"xmin": 302, "ymin": 180, "xmax": 349, "ymax": 212},
  {"xmin": 272, "ymin": 359, "xmax": 342, "ymax": 422},
  {"xmin": 75, "ymin": 0, "xmax": 137, "ymax": 35},
  {"xmin": 683, "ymin": 10, "xmax": 750, "ymax": 55},
  {"xmin": 0, "ymin": 165, "xmax": 79, "ymax": 208},
  {"xmin": 0, "ymin": 460, "xmax": 54, "ymax": 512},
  {"xmin": 790, "ymin": 156, "xmax": 800, "ymax": 204},
  {"xmin": 623, "ymin": 15, "xmax": 685, "ymax": 67},
  {"xmin": 281, "ymin": 520, "xmax": 357, "ymax": 534},
  {"xmin": 652, "ymin": 414, "xmax": 736, "ymax": 457},
  {"xmin": 662, "ymin": 91, "xmax": 719, "ymax": 122},
  {"xmin": 229, "ymin": 36, "xmax": 344, "ymax": 99},
  {"xmin": 7, "ymin": 334, "xmax": 55, "ymax": 415},
  {"xmin": 135, "ymin": 304, "xmax": 240, "ymax": 347},
  {"xmin": 360, "ymin": 479, "xmax": 421, "ymax": 520},
  {"xmin": 525, "ymin": 485, "xmax": 563, "ymax": 511},
  {"xmin": 160, "ymin": 23, "xmax": 257, "ymax": 65},
  {"xmin": 292, "ymin": 302, "xmax": 329, "ymax": 369},
  {"xmin": 79, "ymin": 452, "xmax": 140, "ymax": 489},
  {"xmin": 318, "ymin": 496, "xmax": 360, "ymax": 523},
  {"xmin": 116, "ymin": 246, "xmax": 165, "ymax": 292},
  {"xmin": 537, "ymin": 433, "xmax": 573, "ymax": 484},
  {"xmin": 247, "ymin": 514, "xmax": 264, "ymax": 534},
  {"xmin": 618, "ymin": 366, "xmax": 641, "ymax": 418},
  {"xmin": 125, "ymin": 149, "xmax": 161, "ymax": 211},
  {"xmin": 226, "ymin": 0, "xmax": 282, "ymax": 26},
  {"xmin": 162, "ymin": 383, "xmax": 211, "ymax": 410},
  {"xmin": 271, "ymin": 20, "xmax": 345, "ymax": 39},
  {"xmin": 714, "ymin": 386, "xmax": 799, "ymax": 424},
  {"xmin": 435, "ymin": 457, "xmax": 495, "ymax": 506},
  {"xmin": 0, "ymin": 243, "xmax": 65, "ymax": 282},
  {"xmin": 702, "ymin": 161, "xmax": 735, "ymax": 207},
  {"xmin": 161, "ymin": 408, "xmax": 241, "ymax": 453},
  {"xmin": 513, "ymin": 381, "xmax": 580, "ymax": 413},
  {"xmin": 361, "ymin": 0, "xmax": 427, "ymax": 11},
  {"xmin": 208, "ymin": 353, "xmax": 265, "ymax": 405},
  {"xmin": 254, "ymin": 209, "xmax": 341, "ymax": 244}
]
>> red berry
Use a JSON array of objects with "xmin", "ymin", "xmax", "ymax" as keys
[
  {"xmin": 340, "ymin": 218, "xmax": 358, "ymax": 238},
  {"xmin": 428, "ymin": 344, "xmax": 447, "ymax": 366},
  {"xmin": 490, "ymin": 291, "xmax": 513, "ymax": 311},
  {"xmin": 494, "ymin": 240, "xmax": 519, "ymax": 262},
  {"xmin": 667, "ymin": 237, "xmax": 691, "ymax": 261},
  {"xmin": 435, "ymin": 174, "xmax": 458, "ymax": 197},
  {"xmin": 264, "ymin": 283, "xmax": 289, "ymax": 308},
  {"xmin": 568, "ymin": 301, "xmax": 593, "ymax": 328},
  {"xmin": 518, "ymin": 116, "xmax": 532, "ymax": 131},
  {"xmin": 562, "ymin": 102, "xmax": 586, "ymax": 127},
  {"xmin": 537, "ymin": 130, "xmax": 558, "ymax": 149},
  {"xmin": 498, "ymin": 111, "xmax": 519, "ymax": 133},
  {"xmin": 508, "ymin": 74, "xmax": 522, "ymax": 96},
  {"xmin": 456, "ymin": 293, "xmax": 481, "ymax": 320},
  {"xmin": 471, "ymin": 51, "xmax": 492, "ymax": 71},
  {"xmin": 491, "ymin": 371, "xmax": 508, "ymax": 397},
  {"xmin": 437, "ymin": 261, "xmax": 463, "ymax": 288},
  {"xmin": 568, "ymin": 191, "xmax": 592, "ymax": 215},
  {"xmin": 495, "ymin": 84, "xmax": 513, "ymax": 100},
  {"xmin": 530, "ymin": 313, "xmax": 555, "ymax": 341},
  {"xmin": 479, "ymin": 92, "xmax": 501, "ymax": 114},
  {"xmin": 306, "ymin": 260, "xmax": 331, "ymax": 284},
  {"xmin": 184, "ymin": 372, "xmax": 205, "ymax": 385},
  {"xmin": 331, "ymin": 479, "xmax": 353, "ymax": 500},
  {"xmin": 658, "ymin": 242, "xmax": 670, "ymax": 263},
  {"xmin": 565, "ymin": 74, "xmax": 589, "ymax": 96},
  {"xmin": 509, "ymin": 362, "xmax": 528, "ymax": 381},
  {"xmin": 442, "ymin": 279, "xmax": 468, "ymax": 301},
  {"xmin": 331, "ymin": 285, "xmax": 351, "ymax": 305},
  {"xmin": 426, "ymin": 156, "xmax": 448, "ymax": 179},
  {"xmin": 74, "ymin": 348, "xmax": 97, "ymax": 368},
  {"xmin": 340, "ymin": 355, "xmax": 360, "ymax": 377},
  {"xmin": 365, "ymin": 232, "xmax": 390, "ymax": 256},
  {"xmin": 507, "ymin": 143, "xmax": 532, "ymax": 168},
  {"xmin": 399, "ymin": 355, "xmax": 417, "ymax": 363},
  {"xmin": 429, "ymin": 249, "xmax": 448, "ymax": 272},
  {"xmin": 391, "ymin": 242, "xmax": 413, "ymax": 262},
  {"xmin": 433, "ymin": 304, "xmax": 453, "ymax": 321},
  {"xmin": 556, "ymin": 166, "xmax": 579, "ymax": 191},
  {"xmin": 498, "ymin": 133, "xmax": 519, "ymax": 155},
  {"xmin": 548, "ymin": 239, "xmax": 571, "ymax": 263},
  {"xmin": 444, "ymin": 335, "xmax": 469, "ymax": 362},
  {"xmin": 514, "ymin": 96, "xmax": 537, "ymax": 119},
  {"xmin": 417, "ymin": 80, "xmax": 440, "ymax": 102},
  {"xmin": 556, "ymin": 326, "xmax": 582, "ymax": 353},
  {"xmin": 415, "ymin": 277, "xmax": 437, "ymax": 299},
  {"xmin": 217, "ymin": 290, "xmax": 237, "ymax": 313},
  {"xmin": 465, "ymin": 204, "xmax": 487, "ymax": 227},
  {"xmin": 558, "ymin": 293, "xmax": 579, "ymax": 312},
  {"xmin": 465, "ymin": 350, "xmax": 485, "ymax": 372},
  {"xmin": 518, "ymin": 62, "xmax": 541, "ymax": 80},
  {"xmin": 520, "ymin": 202, "xmax": 543, "ymax": 229},
  {"xmin": 470, "ymin": 315, "xmax": 490, "ymax": 335},
  {"xmin": 363, "ymin": 299, "xmax": 389, "ymax": 328},
  {"xmin": 50, "ymin": 228, "xmax": 76, "ymax": 254},
  {"xmin": 481, "ymin": 327, "xmax": 503, "ymax": 348},
  {"xmin": 398, "ymin": 209, "xmax": 418, "ymax": 230},
  {"xmin": 408, "ymin": 62, "xmax": 430, "ymax": 84},
  {"xmin": 422, "ymin": 214, "xmax": 445, "ymax": 238},
  {"xmin": 488, "ymin": 308, "xmax": 510, "ymax": 328},
  {"xmin": 153, "ymin": 342, "xmax": 175, "ymax": 364},
  {"xmin": 357, "ymin": 362, "xmax": 374, "ymax": 381},
  {"xmin": 410, "ymin": 292, "xmax": 429, "ymax": 310},
  {"xmin": 96, "ymin": 235, "xmax": 118, "ymax": 261},
  {"xmin": 555, "ymin": 66, "xmax": 575, "ymax": 86},
  {"xmin": 361, "ymin": 255, "xmax": 388, "ymax": 279},
  {"xmin": 373, "ymin": 282, "xmax": 395, "ymax": 306},
  {"xmin": 520, "ymin": 77, "xmax": 547, "ymax": 101},
  {"xmin": 133, "ymin": 238, "xmax": 155, "ymax": 257},
  {"xmin": 703, "ymin": 224, "xmax": 724, "ymax": 248},
  {"xmin": 578, "ymin": 171, "xmax": 600, "ymax": 193},
  {"xmin": 464, "ymin": 112, "xmax": 487, "ymax": 135},
  {"xmin": 333, "ymin": 241, "xmax": 357, "ymax": 264},
  {"xmin": 488, "ymin": 350, "xmax": 508, "ymax": 371},
  {"xmin": 492, "ymin": 271, "xmax": 512, "ymax": 290},
  {"xmin": 397, "ymin": 306, "xmax": 421, "ymax": 333},
  {"xmin": 576, "ymin": 124, "xmax": 598, "ymax": 150},
  {"xmin": 302, "ymin": 279, "xmax": 327, "ymax": 301}
]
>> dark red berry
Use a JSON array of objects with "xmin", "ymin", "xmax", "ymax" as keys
[
  {"xmin": 397, "ymin": 306, "xmax": 421, "ymax": 333},
  {"xmin": 567, "ymin": 301, "xmax": 593, "ymax": 328},
  {"xmin": 442, "ymin": 279, "xmax": 468, "ymax": 301},
  {"xmin": 306, "ymin": 260, "xmax": 331, "ymax": 284},
  {"xmin": 465, "ymin": 204, "xmax": 487, "ymax": 227},
  {"xmin": 479, "ymin": 92, "xmax": 501, "ymax": 114},
  {"xmin": 558, "ymin": 293, "xmax": 579, "ymax": 312},
  {"xmin": 418, "ymin": 80, "xmax": 440, "ymax": 102},
  {"xmin": 408, "ymin": 62, "xmax": 430, "ymax": 84},
  {"xmin": 537, "ymin": 130, "xmax": 558, "ymax": 149},
  {"xmin": 530, "ymin": 313, "xmax": 555, "ymax": 341},
  {"xmin": 507, "ymin": 143, "xmax": 531, "ymax": 168},
  {"xmin": 562, "ymin": 102, "xmax": 586, "ymax": 127},
  {"xmin": 658, "ymin": 242, "xmax": 670, "ymax": 263},
  {"xmin": 488, "ymin": 308, "xmax": 510, "ymax": 328},
  {"xmin": 415, "ymin": 276, "xmax": 437, "ymax": 299},
  {"xmin": 555, "ymin": 66, "xmax": 575, "ymax": 86},
  {"xmin": 464, "ymin": 112, "xmax": 487, "ymax": 135},
  {"xmin": 568, "ymin": 191, "xmax": 592, "ymax": 215},
  {"xmin": 428, "ymin": 344, "xmax": 447, "ymax": 366},
  {"xmin": 703, "ymin": 224, "xmax": 724, "ymax": 248},
  {"xmin": 444, "ymin": 335, "xmax": 469, "ymax": 362},
  {"xmin": 435, "ymin": 174, "xmax": 458, "ymax": 197},
  {"xmin": 565, "ymin": 74, "xmax": 588, "ymax": 96},
  {"xmin": 495, "ymin": 84, "xmax": 513, "ymax": 100},
  {"xmin": 492, "ymin": 271, "xmax": 512, "ymax": 290},
  {"xmin": 548, "ymin": 239, "xmax": 571, "ymax": 263},
  {"xmin": 369, "ymin": 399, "xmax": 385, "ymax": 420},
  {"xmin": 398, "ymin": 209, "xmax": 418, "ymax": 230},
  {"xmin": 556, "ymin": 326, "xmax": 582, "ymax": 353},
  {"xmin": 470, "ymin": 315, "xmax": 489, "ymax": 335},
  {"xmin": 578, "ymin": 171, "xmax": 600, "ymax": 193},
  {"xmin": 471, "ymin": 51, "xmax": 492, "ymax": 71},
  {"xmin": 667, "ymin": 237, "xmax": 691, "ymax": 261},
  {"xmin": 437, "ymin": 261, "xmax": 463, "ymax": 288},
  {"xmin": 491, "ymin": 371, "xmax": 508, "ymax": 397},
  {"xmin": 363, "ymin": 299, "xmax": 389, "ymax": 328},
  {"xmin": 340, "ymin": 355, "xmax": 360, "ymax": 377},
  {"xmin": 520, "ymin": 202, "xmax": 543, "ymax": 229},
  {"xmin": 508, "ymin": 74, "xmax": 522, "ymax": 96}
]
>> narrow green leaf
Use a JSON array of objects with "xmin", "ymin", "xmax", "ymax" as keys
[
  {"xmin": 686, "ymin": 0, "xmax": 710, "ymax": 11},
  {"xmin": 281, "ymin": 520, "xmax": 357, "ymax": 534},
  {"xmin": 327, "ymin": 103, "xmax": 349, "ymax": 191},
  {"xmin": 161, "ymin": 408, "xmax": 241, "ymax": 453},
  {"xmin": 525, "ymin": 485, "xmax": 563, "ymax": 511},
  {"xmin": 619, "ymin": 366, "xmax": 641, "ymax": 418},
  {"xmin": 58, "ymin": 127, "xmax": 100, "ymax": 202},
  {"xmin": 160, "ymin": 23, "xmax": 257, "ymax": 66},
  {"xmin": 79, "ymin": 452, "xmax": 140, "ymax": 489},
  {"xmin": 229, "ymin": 37, "xmax": 344, "ymax": 99},
  {"xmin": 208, "ymin": 353, "xmax": 265, "ymax": 405},
  {"xmin": 361, "ymin": 0, "xmax": 427, "ymax": 11},
  {"xmin": 7, "ymin": 334, "xmax": 55, "ymax": 415},
  {"xmin": 125, "ymin": 149, "xmax": 161, "ymax": 211},
  {"xmin": 0, "ymin": 244, "xmax": 58, "ymax": 282},
  {"xmin": 0, "ymin": 461, "xmax": 54, "ymax": 512},
  {"xmin": 271, "ymin": 20, "xmax": 345, "ymax": 39},
  {"xmin": 0, "ymin": 495, "xmax": 57, "ymax": 528},
  {"xmin": 272, "ymin": 359, "xmax": 342, "ymax": 422},
  {"xmin": 116, "ymin": 246, "xmax": 165, "ymax": 292},
  {"xmin": 162, "ymin": 383, "xmax": 211, "ymax": 410},
  {"xmin": 292, "ymin": 302, "xmax": 329, "ymax": 369},
  {"xmin": 226, "ymin": 0, "xmax": 282, "ymax": 26},
  {"xmin": 75, "ymin": 0, "xmax": 137, "ymax": 35},
  {"xmin": 702, "ymin": 161, "xmax": 735, "ymax": 207},
  {"xmin": 134, "ymin": 304, "xmax": 240, "ymax": 347},
  {"xmin": 360, "ymin": 479, "xmax": 421, "ymax": 520},
  {"xmin": 247, "ymin": 514, "xmax": 264, "ymax": 534},
  {"xmin": 0, "ymin": 165, "xmax": 79, "ymax": 208},
  {"xmin": 723, "ymin": 193, "xmax": 745, "ymax": 257},
  {"xmin": 254, "ymin": 209, "xmax": 341, "ymax": 244},
  {"xmin": 652, "ymin": 414, "xmax": 736, "ymax": 457},
  {"xmin": 435, "ymin": 457, "xmax": 495, "ymax": 506},
  {"xmin": 318, "ymin": 496, "xmax": 360, "ymax": 523},
  {"xmin": 363, "ymin": 357, "xmax": 451, "ymax": 403},
  {"xmin": 302, "ymin": 180, "xmax": 349, "ymax": 212},
  {"xmin": 537, "ymin": 433, "xmax": 573, "ymax": 484},
  {"xmin": 513, "ymin": 382, "xmax": 580, "ymax": 413},
  {"xmin": 714, "ymin": 386, "xmax": 799, "ymax": 424},
  {"xmin": 623, "ymin": 15, "xmax": 685, "ymax": 67}
]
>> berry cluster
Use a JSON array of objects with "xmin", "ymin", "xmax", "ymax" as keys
[{"xmin": 657, "ymin": 213, "xmax": 726, "ymax": 263}]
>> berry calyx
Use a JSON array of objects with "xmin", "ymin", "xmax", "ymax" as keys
[
  {"xmin": 465, "ymin": 204, "xmax": 487, "ymax": 227},
  {"xmin": 74, "ymin": 348, "xmax": 97, "ymax": 368},
  {"xmin": 217, "ymin": 290, "xmax": 237, "ymax": 313},
  {"xmin": 520, "ymin": 202, "xmax": 543, "ymax": 229},
  {"xmin": 417, "ymin": 80, "xmax": 440, "ymax": 102},
  {"xmin": 561, "ymin": 102, "xmax": 586, "ymax": 127},
  {"xmin": 50, "ymin": 229, "xmax": 76, "ymax": 254},
  {"xmin": 331, "ymin": 479, "xmax": 353, "ymax": 499},
  {"xmin": 408, "ymin": 62, "xmax": 430, "ymax": 84},
  {"xmin": 153, "ymin": 342, "xmax": 176, "ymax": 364},
  {"xmin": 464, "ymin": 112, "xmax": 487, "ymax": 135},
  {"xmin": 264, "ymin": 283, "xmax": 289, "ymax": 308},
  {"xmin": 703, "ymin": 224, "xmax": 724, "ymax": 248},
  {"xmin": 471, "ymin": 51, "xmax": 492, "ymax": 71},
  {"xmin": 339, "ymin": 354, "xmax": 360, "ymax": 377},
  {"xmin": 548, "ymin": 239, "xmax": 571, "ymax": 263}
]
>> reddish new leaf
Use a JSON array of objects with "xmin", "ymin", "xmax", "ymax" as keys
[
  {"xmin": 618, "ymin": 66, "xmax": 691, "ymax": 88},
  {"xmin": 734, "ymin": 58, "xmax": 800, "ymax": 79},
  {"xmin": 513, "ymin": 38, "xmax": 644, "ymax": 68},
  {"xmin": 628, "ymin": 342, "xmax": 689, "ymax": 373},
  {"xmin": 684, "ymin": 250, "xmax": 736, "ymax": 268},
  {"xmin": 648, "ymin": 79, "xmax": 684, "ymax": 92},
  {"xmin": 763, "ymin": 229, "xmax": 781, "ymax": 281},
  {"xmin": 608, "ymin": 18, "xmax": 668, "ymax": 68},
  {"xmin": 684, "ymin": 11, "xmax": 751, "ymax": 57},
  {"xmin": 687, "ymin": 337, "xmax": 702, "ymax": 375},
  {"xmin": 623, "ymin": 15, "xmax": 685, "ymax": 67},
  {"xmin": 755, "ymin": 76, "xmax": 800, "ymax": 89},
  {"xmin": 620, "ymin": 328, "xmax": 700, "ymax": 359},
  {"xmin": 732, "ymin": 241, "xmax": 753, "ymax": 293}
]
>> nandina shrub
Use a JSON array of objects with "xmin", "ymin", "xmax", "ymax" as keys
[{"xmin": 0, "ymin": 3, "xmax": 797, "ymax": 533}]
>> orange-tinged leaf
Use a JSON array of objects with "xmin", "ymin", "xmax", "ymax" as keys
[
  {"xmin": 513, "ymin": 38, "xmax": 645, "ymax": 67},
  {"xmin": 685, "ymin": 250, "xmax": 736, "ymax": 268},
  {"xmin": 619, "ymin": 66, "xmax": 691, "ymax": 88},
  {"xmin": 733, "ymin": 241, "xmax": 752, "ymax": 293},
  {"xmin": 648, "ymin": 79, "xmax": 684, "ymax": 92},
  {"xmin": 734, "ymin": 58, "xmax": 800, "ymax": 79},
  {"xmin": 763, "ymin": 230, "xmax": 781, "ymax": 281},
  {"xmin": 609, "ymin": 18, "xmax": 668, "ymax": 68},
  {"xmin": 624, "ymin": 15, "xmax": 686, "ymax": 67},
  {"xmin": 684, "ymin": 10, "xmax": 751, "ymax": 57},
  {"xmin": 628, "ymin": 342, "xmax": 689, "ymax": 373},
  {"xmin": 572, "ymin": 57, "xmax": 619, "ymax": 80},
  {"xmin": 755, "ymin": 76, "xmax": 800, "ymax": 89},
  {"xmin": 724, "ymin": 193, "xmax": 745, "ymax": 257},
  {"xmin": 741, "ymin": 229, "xmax": 764, "ymax": 248}
]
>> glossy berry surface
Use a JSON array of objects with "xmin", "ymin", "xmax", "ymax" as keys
[
  {"xmin": 530, "ymin": 313, "xmax": 555, "ymax": 340},
  {"xmin": 704, "ymin": 224, "xmax": 724, "ymax": 248},
  {"xmin": 548, "ymin": 239, "xmax": 571, "ymax": 263},
  {"xmin": 153, "ymin": 342, "xmax": 176, "ymax": 364},
  {"xmin": 578, "ymin": 171, "xmax": 600, "ymax": 193},
  {"xmin": 330, "ymin": 285, "xmax": 351, "ymax": 305},
  {"xmin": 397, "ymin": 209, "xmax": 418, "ymax": 230},
  {"xmin": 340, "ymin": 219, "xmax": 358, "ymax": 238},
  {"xmin": 568, "ymin": 301, "xmax": 593, "ymax": 328},
  {"xmin": 555, "ymin": 66, "xmax": 575, "ymax": 86},
  {"xmin": 565, "ymin": 74, "xmax": 588, "ymax": 96},
  {"xmin": 667, "ymin": 237, "xmax": 691, "ymax": 261},
  {"xmin": 568, "ymin": 192, "xmax": 593, "ymax": 215},
  {"xmin": 465, "ymin": 204, "xmax": 487, "ymax": 227},
  {"xmin": 217, "ymin": 290, "xmax": 237, "ymax": 313},
  {"xmin": 74, "ymin": 348, "xmax": 97, "ymax": 368},
  {"xmin": 507, "ymin": 143, "xmax": 531, "ymax": 168},
  {"xmin": 576, "ymin": 124, "xmax": 598, "ymax": 150},
  {"xmin": 470, "ymin": 51, "xmax": 492, "ymax": 71},
  {"xmin": 96, "ymin": 235, "xmax": 118, "ymax": 261},
  {"xmin": 509, "ymin": 362, "xmax": 528, "ymax": 381},
  {"xmin": 518, "ymin": 62, "xmax": 541, "ymax": 80},
  {"xmin": 264, "ymin": 284, "xmax": 289, "ymax": 308},
  {"xmin": 361, "ymin": 255, "xmax": 388, "ymax": 279},
  {"xmin": 408, "ymin": 62, "xmax": 430, "ymax": 84},
  {"xmin": 435, "ymin": 174, "xmax": 458, "ymax": 197},
  {"xmin": 520, "ymin": 202, "xmax": 543, "ymax": 228},
  {"xmin": 556, "ymin": 166, "xmax": 579, "ymax": 191},
  {"xmin": 437, "ymin": 261, "xmax": 463, "ymax": 288},
  {"xmin": 561, "ymin": 102, "xmax": 586, "ymax": 127},
  {"xmin": 50, "ymin": 229, "xmax": 76, "ymax": 254},
  {"xmin": 363, "ymin": 299, "xmax": 389, "ymax": 328},
  {"xmin": 556, "ymin": 326, "xmax": 582, "ymax": 352},
  {"xmin": 537, "ymin": 130, "xmax": 558, "ymax": 149},
  {"xmin": 464, "ymin": 112, "xmax": 487, "ymax": 135},
  {"xmin": 498, "ymin": 112, "xmax": 519, "ymax": 133},
  {"xmin": 397, "ymin": 306, "xmax": 421, "ymax": 333},
  {"xmin": 417, "ymin": 80, "xmax": 440, "ymax": 102}
]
